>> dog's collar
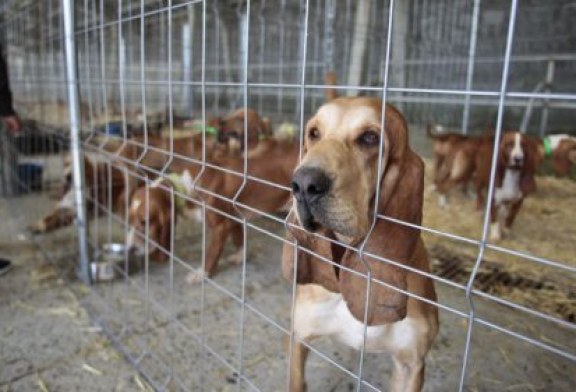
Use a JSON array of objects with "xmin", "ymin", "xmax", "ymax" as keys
[
  {"xmin": 193, "ymin": 124, "xmax": 218, "ymax": 136},
  {"xmin": 542, "ymin": 137, "xmax": 553, "ymax": 157},
  {"xmin": 166, "ymin": 173, "xmax": 188, "ymax": 212}
]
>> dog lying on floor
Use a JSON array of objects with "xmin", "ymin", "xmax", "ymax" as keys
[
  {"xmin": 282, "ymin": 96, "xmax": 438, "ymax": 391},
  {"xmin": 27, "ymin": 151, "xmax": 134, "ymax": 234}
]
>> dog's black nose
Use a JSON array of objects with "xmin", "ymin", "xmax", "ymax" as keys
[
  {"xmin": 291, "ymin": 167, "xmax": 331, "ymax": 201},
  {"xmin": 513, "ymin": 156, "xmax": 523, "ymax": 165}
]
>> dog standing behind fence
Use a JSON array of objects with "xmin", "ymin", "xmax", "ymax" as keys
[
  {"xmin": 475, "ymin": 131, "xmax": 539, "ymax": 241},
  {"xmin": 282, "ymin": 96, "xmax": 438, "ymax": 391},
  {"xmin": 427, "ymin": 124, "xmax": 488, "ymax": 207},
  {"xmin": 186, "ymin": 137, "xmax": 299, "ymax": 282}
]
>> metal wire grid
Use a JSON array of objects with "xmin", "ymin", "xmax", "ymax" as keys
[{"xmin": 1, "ymin": 0, "xmax": 575, "ymax": 390}]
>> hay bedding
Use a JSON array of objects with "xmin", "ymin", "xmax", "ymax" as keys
[{"xmin": 421, "ymin": 159, "xmax": 576, "ymax": 322}]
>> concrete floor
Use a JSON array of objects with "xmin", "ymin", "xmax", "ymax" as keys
[
  {"xmin": 2, "ymin": 139, "xmax": 576, "ymax": 391},
  {"xmin": 0, "ymin": 199, "xmax": 152, "ymax": 391},
  {"xmin": 1, "ymin": 189, "xmax": 575, "ymax": 392}
]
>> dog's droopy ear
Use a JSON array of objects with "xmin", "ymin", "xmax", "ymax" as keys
[
  {"xmin": 339, "ymin": 116, "xmax": 425, "ymax": 325},
  {"xmin": 520, "ymin": 137, "xmax": 538, "ymax": 195}
]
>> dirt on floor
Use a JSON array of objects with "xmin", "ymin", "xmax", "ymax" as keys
[
  {"xmin": 1, "ymin": 185, "xmax": 574, "ymax": 391},
  {"xmin": 421, "ymin": 158, "xmax": 576, "ymax": 323},
  {"xmin": 2, "ymin": 147, "xmax": 575, "ymax": 391}
]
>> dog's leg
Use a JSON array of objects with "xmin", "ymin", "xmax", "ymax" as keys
[
  {"xmin": 390, "ymin": 352, "xmax": 425, "ymax": 392},
  {"xmin": 28, "ymin": 208, "xmax": 75, "ymax": 233},
  {"xmin": 489, "ymin": 204, "xmax": 503, "ymax": 241},
  {"xmin": 475, "ymin": 182, "xmax": 485, "ymax": 211},
  {"xmin": 226, "ymin": 223, "xmax": 244, "ymax": 265},
  {"xmin": 186, "ymin": 218, "xmax": 232, "ymax": 283},
  {"xmin": 285, "ymin": 334, "xmax": 309, "ymax": 392},
  {"xmin": 504, "ymin": 199, "xmax": 523, "ymax": 229}
]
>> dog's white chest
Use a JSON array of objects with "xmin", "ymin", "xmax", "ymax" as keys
[
  {"xmin": 495, "ymin": 169, "xmax": 522, "ymax": 204},
  {"xmin": 294, "ymin": 285, "xmax": 418, "ymax": 353}
]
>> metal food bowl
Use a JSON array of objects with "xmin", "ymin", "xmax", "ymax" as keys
[{"xmin": 91, "ymin": 243, "xmax": 142, "ymax": 282}]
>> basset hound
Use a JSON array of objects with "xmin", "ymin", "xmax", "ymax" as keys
[
  {"xmin": 475, "ymin": 131, "xmax": 539, "ymax": 241},
  {"xmin": 427, "ymin": 124, "xmax": 487, "ymax": 207},
  {"xmin": 282, "ymin": 97, "xmax": 438, "ymax": 392}
]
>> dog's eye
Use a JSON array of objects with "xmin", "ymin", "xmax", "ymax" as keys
[
  {"xmin": 357, "ymin": 130, "xmax": 380, "ymax": 147},
  {"xmin": 308, "ymin": 127, "xmax": 321, "ymax": 141}
]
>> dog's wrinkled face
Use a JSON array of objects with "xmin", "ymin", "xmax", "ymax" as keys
[
  {"xmin": 126, "ymin": 187, "xmax": 170, "ymax": 259},
  {"xmin": 500, "ymin": 132, "xmax": 527, "ymax": 170},
  {"xmin": 292, "ymin": 98, "xmax": 386, "ymax": 239}
]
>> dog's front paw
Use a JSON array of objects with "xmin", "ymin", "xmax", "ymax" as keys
[
  {"xmin": 186, "ymin": 269, "xmax": 206, "ymax": 284},
  {"xmin": 489, "ymin": 223, "xmax": 502, "ymax": 242},
  {"xmin": 437, "ymin": 194, "xmax": 448, "ymax": 209}
]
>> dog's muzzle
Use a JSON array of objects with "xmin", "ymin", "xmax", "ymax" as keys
[
  {"xmin": 291, "ymin": 166, "xmax": 331, "ymax": 231},
  {"xmin": 509, "ymin": 155, "xmax": 524, "ymax": 169}
]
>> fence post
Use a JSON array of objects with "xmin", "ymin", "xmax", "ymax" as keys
[{"xmin": 62, "ymin": 0, "xmax": 91, "ymax": 284}]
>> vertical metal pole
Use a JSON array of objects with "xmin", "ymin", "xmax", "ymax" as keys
[
  {"xmin": 461, "ymin": 0, "xmax": 481, "ymax": 135},
  {"xmin": 63, "ymin": 0, "xmax": 91, "ymax": 284},
  {"xmin": 539, "ymin": 59, "xmax": 554, "ymax": 137},
  {"xmin": 323, "ymin": 0, "xmax": 335, "ymax": 72},
  {"xmin": 182, "ymin": 23, "xmax": 192, "ymax": 111},
  {"xmin": 459, "ymin": 0, "xmax": 518, "ymax": 390},
  {"xmin": 183, "ymin": 5, "xmax": 194, "ymax": 112},
  {"xmin": 346, "ymin": 0, "xmax": 371, "ymax": 96},
  {"xmin": 390, "ymin": 0, "xmax": 408, "ymax": 112}
]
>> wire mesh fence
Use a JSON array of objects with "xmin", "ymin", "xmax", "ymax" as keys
[{"xmin": 0, "ymin": 0, "xmax": 575, "ymax": 391}]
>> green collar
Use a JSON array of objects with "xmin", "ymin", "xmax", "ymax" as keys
[
  {"xmin": 167, "ymin": 173, "xmax": 188, "ymax": 211},
  {"xmin": 542, "ymin": 137, "xmax": 553, "ymax": 157},
  {"xmin": 193, "ymin": 123, "xmax": 218, "ymax": 136}
]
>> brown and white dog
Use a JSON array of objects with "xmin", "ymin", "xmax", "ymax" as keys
[
  {"xmin": 123, "ymin": 109, "xmax": 281, "ymax": 264},
  {"xmin": 282, "ymin": 97, "xmax": 438, "ymax": 392},
  {"xmin": 536, "ymin": 134, "xmax": 576, "ymax": 176},
  {"xmin": 28, "ymin": 153, "xmax": 132, "ymax": 234},
  {"xmin": 28, "ymin": 133, "xmax": 206, "ymax": 235},
  {"xmin": 475, "ymin": 131, "xmax": 539, "ymax": 241},
  {"xmin": 185, "ymin": 138, "xmax": 300, "ymax": 282},
  {"xmin": 126, "ymin": 171, "xmax": 197, "ymax": 261},
  {"xmin": 427, "ymin": 124, "xmax": 489, "ymax": 207}
]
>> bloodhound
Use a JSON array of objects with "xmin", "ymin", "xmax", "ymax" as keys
[{"xmin": 282, "ymin": 96, "xmax": 439, "ymax": 392}]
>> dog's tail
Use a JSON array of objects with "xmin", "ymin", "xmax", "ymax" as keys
[{"xmin": 324, "ymin": 71, "xmax": 339, "ymax": 102}]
